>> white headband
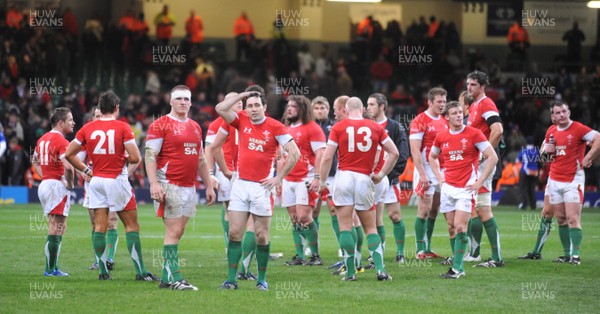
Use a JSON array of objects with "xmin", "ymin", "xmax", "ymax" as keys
[{"xmin": 171, "ymin": 89, "xmax": 192, "ymax": 101}]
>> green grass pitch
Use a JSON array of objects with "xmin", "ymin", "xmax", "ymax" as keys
[{"xmin": 1, "ymin": 204, "xmax": 599, "ymax": 313}]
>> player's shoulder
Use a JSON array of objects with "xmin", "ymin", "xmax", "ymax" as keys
[
  {"xmin": 570, "ymin": 121, "xmax": 590, "ymax": 131},
  {"xmin": 413, "ymin": 111, "xmax": 429, "ymax": 122},
  {"xmin": 112, "ymin": 119, "xmax": 134, "ymax": 130},
  {"xmin": 480, "ymin": 97, "xmax": 499, "ymax": 110},
  {"xmin": 465, "ymin": 125, "xmax": 485, "ymax": 137},
  {"xmin": 208, "ymin": 116, "xmax": 223, "ymax": 129},
  {"xmin": 265, "ymin": 116, "xmax": 286, "ymax": 128},
  {"xmin": 434, "ymin": 128, "xmax": 450, "ymax": 139},
  {"xmin": 305, "ymin": 120, "xmax": 324, "ymax": 131}
]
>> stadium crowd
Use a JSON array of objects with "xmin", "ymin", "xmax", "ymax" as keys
[{"xmin": 1, "ymin": 5, "xmax": 600, "ymax": 192}]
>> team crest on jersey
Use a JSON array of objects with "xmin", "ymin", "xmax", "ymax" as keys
[
  {"xmin": 460, "ymin": 138, "xmax": 468, "ymax": 149},
  {"xmin": 173, "ymin": 128, "xmax": 182, "ymax": 135},
  {"xmin": 263, "ymin": 130, "xmax": 271, "ymax": 141},
  {"xmin": 427, "ymin": 125, "xmax": 435, "ymax": 132},
  {"xmin": 443, "ymin": 142, "xmax": 449, "ymax": 149},
  {"xmin": 567, "ymin": 134, "xmax": 573, "ymax": 145},
  {"xmin": 295, "ymin": 132, "xmax": 302, "ymax": 141},
  {"xmin": 244, "ymin": 127, "xmax": 252, "ymax": 134}
]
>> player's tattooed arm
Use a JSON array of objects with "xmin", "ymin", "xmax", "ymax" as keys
[
  {"xmin": 262, "ymin": 140, "xmax": 299, "ymax": 190},
  {"xmin": 145, "ymin": 147, "xmax": 159, "ymax": 181},
  {"xmin": 145, "ymin": 147, "xmax": 165, "ymax": 201}
]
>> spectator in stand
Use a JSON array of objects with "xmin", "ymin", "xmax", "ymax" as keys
[
  {"xmin": 562, "ymin": 22, "xmax": 585, "ymax": 70},
  {"xmin": 194, "ymin": 57, "xmax": 215, "ymax": 95},
  {"xmin": 233, "ymin": 12, "xmax": 255, "ymax": 62},
  {"xmin": 427, "ymin": 16, "xmax": 439, "ymax": 39},
  {"xmin": 62, "ymin": 7, "xmax": 78, "ymax": 70},
  {"xmin": 355, "ymin": 15, "xmax": 373, "ymax": 62},
  {"xmin": 6, "ymin": 6, "xmax": 22, "ymax": 30},
  {"xmin": 390, "ymin": 84, "xmax": 417, "ymax": 116},
  {"xmin": 297, "ymin": 44, "xmax": 314, "ymax": 77},
  {"xmin": 494, "ymin": 160, "xmax": 520, "ymax": 192},
  {"xmin": 6, "ymin": 136, "xmax": 28, "ymax": 185},
  {"xmin": 185, "ymin": 10, "xmax": 204, "ymax": 57},
  {"xmin": 370, "ymin": 54, "xmax": 393, "ymax": 93},
  {"xmin": 82, "ymin": 13, "xmax": 104, "ymax": 65},
  {"xmin": 507, "ymin": 21, "xmax": 530, "ymax": 70},
  {"xmin": 336, "ymin": 66, "xmax": 352, "ymax": 96},
  {"xmin": 154, "ymin": 5, "xmax": 175, "ymax": 45}
]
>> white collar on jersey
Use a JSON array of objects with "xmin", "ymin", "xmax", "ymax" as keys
[
  {"xmin": 167, "ymin": 113, "xmax": 188, "ymax": 122},
  {"xmin": 99, "ymin": 117, "xmax": 116, "ymax": 121},
  {"xmin": 449, "ymin": 125, "xmax": 466, "ymax": 134},
  {"xmin": 250, "ymin": 117, "xmax": 267, "ymax": 124},
  {"xmin": 473, "ymin": 94, "xmax": 488, "ymax": 106},
  {"xmin": 376, "ymin": 117, "xmax": 387, "ymax": 124},
  {"xmin": 425, "ymin": 110, "xmax": 441, "ymax": 120},
  {"xmin": 49, "ymin": 129, "xmax": 65, "ymax": 136},
  {"xmin": 557, "ymin": 120, "xmax": 573, "ymax": 131},
  {"xmin": 290, "ymin": 122, "xmax": 302, "ymax": 128}
]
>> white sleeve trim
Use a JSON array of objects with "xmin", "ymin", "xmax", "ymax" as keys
[
  {"xmin": 582, "ymin": 130, "xmax": 599, "ymax": 142},
  {"xmin": 310, "ymin": 141, "xmax": 326, "ymax": 152},
  {"xmin": 145, "ymin": 138, "xmax": 163, "ymax": 152},
  {"xmin": 276, "ymin": 134, "xmax": 294, "ymax": 147},
  {"xmin": 409, "ymin": 132, "xmax": 424, "ymax": 140},
  {"xmin": 380, "ymin": 137, "xmax": 391, "ymax": 145},
  {"xmin": 124, "ymin": 139, "xmax": 136, "ymax": 146},
  {"xmin": 205, "ymin": 134, "xmax": 216, "ymax": 145},
  {"xmin": 430, "ymin": 146, "xmax": 440, "ymax": 155},
  {"xmin": 73, "ymin": 138, "xmax": 82, "ymax": 145},
  {"xmin": 327, "ymin": 139, "xmax": 338, "ymax": 147},
  {"xmin": 219, "ymin": 127, "xmax": 229, "ymax": 136},
  {"xmin": 475, "ymin": 141, "xmax": 491, "ymax": 152},
  {"xmin": 482, "ymin": 111, "xmax": 499, "ymax": 120}
]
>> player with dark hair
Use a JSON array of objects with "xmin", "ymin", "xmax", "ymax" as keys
[
  {"xmin": 65, "ymin": 91, "xmax": 158, "ymax": 282},
  {"xmin": 33, "ymin": 107, "xmax": 75, "ymax": 276},
  {"xmin": 80, "ymin": 107, "xmax": 120, "ymax": 271},
  {"xmin": 464, "ymin": 70, "xmax": 505, "ymax": 267},
  {"xmin": 216, "ymin": 85, "xmax": 300, "ymax": 290},
  {"xmin": 366, "ymin": 93, "xmax": 409, "ymax": 265},
  {"xmin": 282, "ymin": 95, "xmax": 327, "ymax": 266}
]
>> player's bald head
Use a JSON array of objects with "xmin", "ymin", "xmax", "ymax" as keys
[
  {"xmin": 333, "ymin": 95, "xmax": 349, "ymax": 111},
  {"xmin": 345, "ymin": 97, "xmax": 363, "ymax": 112}
]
